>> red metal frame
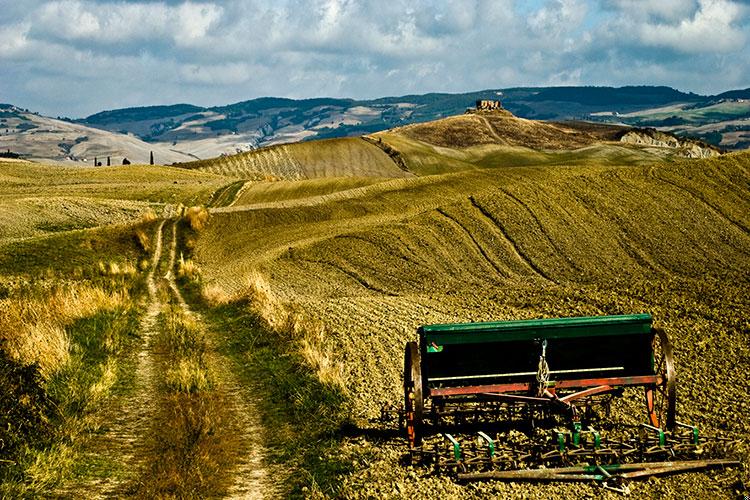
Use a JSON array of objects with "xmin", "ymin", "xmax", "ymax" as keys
[
  {"xmin": 429, "ymin": 375, "xmax": 661, "ymax": 398},
  {"xmin": 560, "ymin": 385, "xmax": 614, "ymax": 403}
]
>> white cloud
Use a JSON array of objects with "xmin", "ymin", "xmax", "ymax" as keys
[
  {"xmin": 173, "ymin": 2, "xmax": 223, "ymax": 45},
  {"xmin": 33, "ymin": 1, "xmax": 222, "ymax": 46},
  {"xmin": 0, "ymin": 0, "xmax": 747, "ymax": 117},
  {"xmin": 637, "ymin": 0, "xmax": 745, "ymax": 52},
  {"xmin": 527, "ymin": 0, "xmax": 587, "ymax": 37},
  {"xmin": 0, "ymin": 22, "xmax": 31, "ymax": 57}
]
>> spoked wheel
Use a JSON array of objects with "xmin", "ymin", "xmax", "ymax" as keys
[
  {"xmin": 645, "ymin": 328, "xmax": 676, "ymax": 430},
  {"xmin": 404, "ymin": 341, "xmax": 424, "ymax": 448}
]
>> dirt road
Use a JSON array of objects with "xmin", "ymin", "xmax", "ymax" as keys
[{"xmin": 56, "ymin": 218, "xmax": 274, "ymax": 498}]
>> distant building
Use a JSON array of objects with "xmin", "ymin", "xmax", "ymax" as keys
[{"xmin": 476, "ymin": 99, "xmax": 502, "ymax": 110}]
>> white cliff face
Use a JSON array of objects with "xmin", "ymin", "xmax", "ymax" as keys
[{"xmin": 619, "ymin": 130, "xmax": 721, "ymax": 158}]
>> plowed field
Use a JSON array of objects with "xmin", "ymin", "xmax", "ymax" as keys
[
  {"xmin": 195, "ymin": 151, "xmax": 750, "ymax": 498},
  {"xmin": 181, "ymin": 137, "xmax": 411, "ymax": 180}
]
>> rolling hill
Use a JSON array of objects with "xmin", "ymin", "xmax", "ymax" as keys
[
  {"xmin": 1, "ymin": 106, "xmax": 747, "ymax": 498},
  {"xmin": 190, "ymin": 135, "xmax": 749, "ymax": 498},
  {"xmin": 2, "ymin": 86, "xmax": 747, "ymax": 165},
  {"xmin": 74, "ymin": 85, "xmax": 747, "ymax": 152},
  {"xmin": 177, "ymin": 110, "xmax": 719, "ymax": 182},
  {"xmin": 0, "ymin": 104, "xmax": 197, "ymax": 165},
  {"xmin": 180, "ymin": 137, "xmax": 411, "ymax": 181}
]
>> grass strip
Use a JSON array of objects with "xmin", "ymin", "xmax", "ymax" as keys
[{"xmin": 198, "ymin": 300, "xmax": 352, "ymax": 497}]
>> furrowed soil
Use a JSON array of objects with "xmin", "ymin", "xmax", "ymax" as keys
[
  {"xmin": 194, "ymin": 148, "xmax": 750, "ymax": 498},
  {"xmin": 181, "ymin": 137, "xmax": 411, "ymax": 181}
]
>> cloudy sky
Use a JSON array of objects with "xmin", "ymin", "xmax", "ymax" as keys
[{"xmin": 1, "ymin": 0, "xmax": 749, "ymax": 117}]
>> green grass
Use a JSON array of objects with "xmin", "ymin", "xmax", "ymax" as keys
[
  {"xmin": 0, "ymin": 279, "xmax": 144, "ymax": 497},
  {"xmin": 0, "ymin": 219, "xmax": 158, "ymax": 277},
  {"xmin": 175, "ymin": 213, "xmax": 352, "ymax": 495},
  {"xmin": 182, "ymin": 293, "xmax": 352, "ymax": 497}
]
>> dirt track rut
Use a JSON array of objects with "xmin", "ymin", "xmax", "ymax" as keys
[
  {"xmin": 55, "ymin": 217, "xmax": 273, "ymax": 498},
  {"xmin": 164, "ymin": 220, "xmax": 274, "ymax": 499},
  {"xmin": 54, "ymin": 220, "xmax": 166, "ymax": 498}
]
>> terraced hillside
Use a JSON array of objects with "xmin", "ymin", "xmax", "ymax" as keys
[
  {"xmin": 181, "ymin": 137, "xmax": 410, "ymax": 180},
  {"xmin": 193, "ymin": 146, "xmax": 750, "ymax": 498}
]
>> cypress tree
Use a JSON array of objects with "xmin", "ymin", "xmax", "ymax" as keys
[{"xmin": 150, "ymin": 151, "xmax": 154, "ymax": 165}]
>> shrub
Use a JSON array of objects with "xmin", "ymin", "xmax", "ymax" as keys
[
  {"xmin": 184, "ymin": 206, "xmax": 209, "ymax": 232},
  {"xmin": 0, "ymin": 346, "xmax": 52, "ymax": 468}
]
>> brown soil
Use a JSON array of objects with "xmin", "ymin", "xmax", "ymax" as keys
[{"xmin": 194, "ymin": 152, "xmax": 750, "ymax": 498}]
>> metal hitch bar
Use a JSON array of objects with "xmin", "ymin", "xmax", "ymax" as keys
[{"xmin": 456, "ymin": 459, "xmax": 741, "ymax": 483}]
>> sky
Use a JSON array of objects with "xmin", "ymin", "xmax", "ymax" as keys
[{"xmin": 1, "ymin": 0, "xmax": 749, "ymax": 118}]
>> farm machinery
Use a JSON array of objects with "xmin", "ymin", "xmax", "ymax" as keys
[{"xmin": 393, "ymin": 314, "xmax": 740, "ymax": 491}]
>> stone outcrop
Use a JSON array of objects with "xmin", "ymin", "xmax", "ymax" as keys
[{"xmin": 619, "ymin": 128, "xmax": 721, "ymax": 158}]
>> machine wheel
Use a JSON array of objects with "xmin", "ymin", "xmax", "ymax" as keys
[
  {"xmin": 404, "ymin": 341, "xmax": 424, "ymax": 448},
  {"xmin": 645, "ymin": 328, "xmax": 676, "ymax": 430}
]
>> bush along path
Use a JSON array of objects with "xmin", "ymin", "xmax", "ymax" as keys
[{"xmin": 54, "ymin": 215, "xmax": 274, "ymax": 498}]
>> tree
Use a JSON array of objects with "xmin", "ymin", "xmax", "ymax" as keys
[{"xmin": 150, "ymin": 151, "xmax": 154, "ymax": 165}]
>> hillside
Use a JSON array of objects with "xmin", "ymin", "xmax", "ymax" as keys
[
  {"xmin": 191, "ymin": 146, "xmax": 750, "ymax": 498},
  {"xmin": 177, "ymin": 111, "xmax": 719, "ymax": 181},
  {"xmin": 1, "ymin": 110, "xmax": 747, "ymax": 498},
  {"xmin": 0, "ymin": 105, "xmax": 196, "ymax": 165},
  {"xmin": 180, "ymin": 137, "xmax": 410, "ymax": 180},
  {"xmin": 74, "ymin": 85, "xmax": 747, "ymax": 152},
  {"xmin": 3, "ymin": 87, "xmax": 747, "ymax": 164}
]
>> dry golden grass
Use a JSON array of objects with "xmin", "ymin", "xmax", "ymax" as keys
[
  {"xmin": 134, "ymin": 228, "xmax": 151, "ymax": 252},
  {"xmin": 245, "ymin": 271, "xmax": 346, "ymax": 391},
  {"xmin": 177, "ymin": 254, "xmax": 200, "ymax": 281},
  {"xmin": 165, "ymin": 358, "xmax": 213, "ymax": 393},
  {"xmin": 0, "ymin": 196, "xmax": 154, "ymax": 242},
  {"xmin": 0, "ymin": 160, "xmax": 229, "ymax": 205},
  {"xmin": 201, "ymin": 284, "xmax": 234, "ymax": 306},
  {"xmin": 185, "ymin": 206, "xmax": 209, "ymax": 231},
  {"xmin": 0, "ymin": 283, "xmax": 130, "ymax": 377},
  {"xmin": 140, "ymin": 207, "xmax": 158, "ymax": 222},
  {"xmin": 233, "ymin": 176, "xmax": 388, "ymax": 206}
]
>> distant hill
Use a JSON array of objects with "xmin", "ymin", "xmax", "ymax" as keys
[
  {"xmin": 73, "ymin": 86, "xmax": 748, "ymax": 153},
  {"xmin": 2, "ymin": 86, "xmax": 748, "ymax": 164},
  {"xmin": 0, "ymin": 104, "xmax": 196, "ymax": 164}
]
